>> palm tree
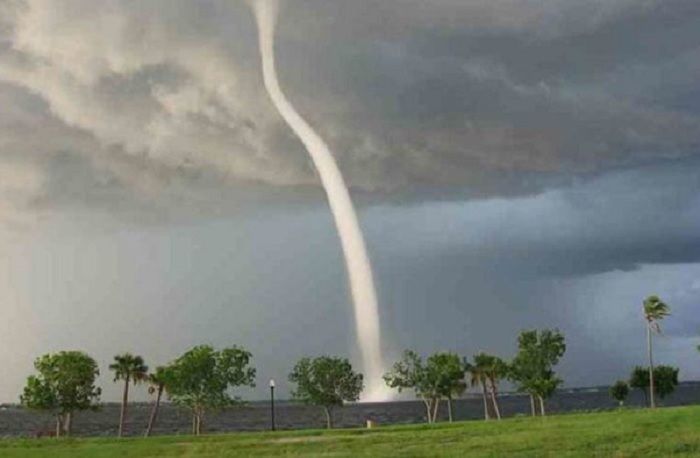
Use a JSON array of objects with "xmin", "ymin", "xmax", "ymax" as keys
[
  {"xmin": 484, "ymin": 356, "xmax": 508, "ymax": 420},
  {"xmin": 464, "ymin": 355, "xmax": 491, "ymax": 420},
  {"xmin": 109, "ymin": 353, "xmax": 149, "ymax": 437},
  {"xmin": 144, "ymin": 366, "xmax": 169, "ymax": 437},
  {"xmin": 642, "ymin": 295, "xmax": 670, "ymax": 409}
]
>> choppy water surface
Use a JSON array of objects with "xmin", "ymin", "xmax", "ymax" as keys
[{"xmin": 1, "ymin": 382, "xmax": 699, "ymax": 437}]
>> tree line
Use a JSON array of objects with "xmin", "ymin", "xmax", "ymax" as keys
[
  {"xmin": 21, "ymin": 345, "xmax": 256, "ymax": 437},
  {"xmin": 384, "ymin": 328, "xmax": 566, "ymax": 423},
  {"xmin": 18, "ymin": 294, "xmax": 689, "ymax": 437},
  {"xmin": 19, "ymin": 327, "xmax": 566, "ymax": 436},
  {"xmin": 609, "ymin": 366, "xmax": 680, "ymax": 407}
]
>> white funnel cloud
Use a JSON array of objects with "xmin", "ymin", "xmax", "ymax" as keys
[{"xmin": 250, "ymin": 0, "xmax": 389, "ymax": 401}]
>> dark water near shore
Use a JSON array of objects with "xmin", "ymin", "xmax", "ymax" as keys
[{"xmin": 2, "ymin": 382, "xmax": 699, "ymax": 438}]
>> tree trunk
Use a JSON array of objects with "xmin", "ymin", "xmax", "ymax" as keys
[
  {"xmin": 447, "ymin": 397, "xmax": 453, "ymax": 423},
  {"xmin": 489, "ymin": 383, "xmax": 501, "ymax": 420},
  {"xmin": 538, "ymin": 396, "xmax": 546, "ymax": 416},
  {"xmin": 422, "ymin": 399, "xmax": 432, "ymax": 423},
  {"xmin": 193, "ymin": 407, "xmax": 204, "ymax": 436},
  {"xmin": 530, "ymin": 394, "xmax": 536, "ymax": 416},
  {"xmin": 55, "ymin": 415, "xmax": 62, "ymax": 438},
  {"xmin": 481, "ymin": 383, "xmax": 491, "ymax": 420},
  {"xmin": 63, "ymin": 412, "xmax": 72, "ymax": 436},
  {"xmin": 323, "ymin": 406, "xmax": 333, "ymax": 429},
  {"xmin": 118, "ymin": 376, "xmax": 130, "ymax": 437},
  {"xmin": 432, "ymin": 398, "xmax": 440, "ymax": 423},
  {"xmin": 145, "ymin": 385, "xmax": 163, "ymax": 437},
  {"xmin": 647, "ymin": 324, "xmax": 656, "ymax": 408},
  {"xmin": 192, "ymin": 413, "xmax": 197, "ymax": 435}
]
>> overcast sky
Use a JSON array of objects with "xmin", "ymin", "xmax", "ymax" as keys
[{"xmin": 0, "ymin": 0, "xmax": 699, "ymax": 402}]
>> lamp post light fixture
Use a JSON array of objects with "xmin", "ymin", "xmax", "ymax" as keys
[{"xmin": 269, "ymin": 379, "xmax": 276, "ymax": 431}]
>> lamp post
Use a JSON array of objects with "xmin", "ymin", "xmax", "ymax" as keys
[{"xmin": 269, "ymin": 379, "xmax": 276, "ymax": 431}]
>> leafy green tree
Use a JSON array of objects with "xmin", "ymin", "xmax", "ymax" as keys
[
  {"xmin": 385, "ymin": 351, "xmax": 464, "ymax": 423},
  {"xmin": 629, "ymin": 365, "xmax": 679, "ymax": 406},
  {"xmin": 642, "ymin": 295, "xmax": 670, "ymax": 408},
  {"xmin": 609, "ymin": 380, "xmax": 629, "ymax": 406},
  {"xmin": 20, "ymin": 351, "xmax": 101, "ymax": 437},
  {"xmin": 509, "ymin": 329, "xmax": 566, "ymax": 416},
  {"xmin": 630, "ymin": 366, "xmax": 650, "ymax": 406},
  {"xmin": 427, "ymin": 352, "xmax": 466, "ymax": 422},
  {"xmin": 289, "ymin": 356, "xmax": 363, "ymax": 429},
  {"xmin": 144, "ymin": 366, "xmax": 170, "ymax": 437},
  {"xmin": 166, "ymin": 345, "xmax": 255, "ymax": 435},
  {"xmin": 384, "ymin": 350, "xmax": 441, "ymax": 423},
  {"xmin": 109, "ymin": 353, "xmax": 148, "ymax": 437},
  {"xmin": 653, "ymin": 365, "xmax": 679, "ymax": 399}
]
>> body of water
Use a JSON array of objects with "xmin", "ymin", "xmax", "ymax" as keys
[{"xmin": 2, "ymin": 382, "xmax": 699, "ymax": 438}]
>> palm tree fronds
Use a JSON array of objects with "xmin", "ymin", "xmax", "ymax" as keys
[{"xmin": 643, "ymin": 295, "xmax": 671, "ymax": 322}]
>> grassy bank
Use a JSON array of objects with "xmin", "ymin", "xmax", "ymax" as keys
[{"xmin": 1, "ymin": 405, "xmax": 699, "ymax": 457}]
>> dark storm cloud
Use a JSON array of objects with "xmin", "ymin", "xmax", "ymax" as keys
[
  {"xmin": 1, "ymin": 0, "xmax": 700, "ymax": 402},
  {"xmin": 272, "ymin": 0, "xmax": 700, "ymax": 192},
  {"xmin": 1, "ymin": 149, "xmax": 699, "ymax": 402},
  {"xmin": 1, "ymin": 0, "xmax": 700, "ymax": 221},
  {"xmin": 370, "ymin": 158, "xmax": 700, "ymax": 279}
]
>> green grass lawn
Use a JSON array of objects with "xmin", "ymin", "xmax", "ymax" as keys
[{"xmin": 1, "ymin": 406, "xmax": 699, "ymax": 457}]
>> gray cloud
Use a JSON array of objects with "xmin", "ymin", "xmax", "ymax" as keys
[
  {"xmin": 364, "ymin": 158, "xmax": 700, "ymax": 278},
  {"xmin": 1, "ymin": 159, "xmax": 698, "ymax": 401},
  {"xmin": 1, "ymin": 0, "xmax": 699, "ymax": 402},
  {"xmin": 280, "ymin": 0, "xmax": 700, "ymax": 186},
  {"xmin": 1, "ymin": 0, "xmax": 699, "ymax": 223}
]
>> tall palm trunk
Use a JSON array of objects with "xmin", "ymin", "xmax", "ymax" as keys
[
  {"xmin": 647, "ymin": 323, "xmax": 656, "ymax": 408},
  {"xmin": 118, "ymin": 375, "xmax": 130, "ymax": 437},
  {"xmin": 481, "ymin": 382, "xmax": 491, "ymax": 420},
  {"xmin": 144, "ymin": 385, "xmax": 163, "ymax": 437},
  {"xmin": 489, "ymin": 382, "xmax": 501, "ymax": 420}
]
